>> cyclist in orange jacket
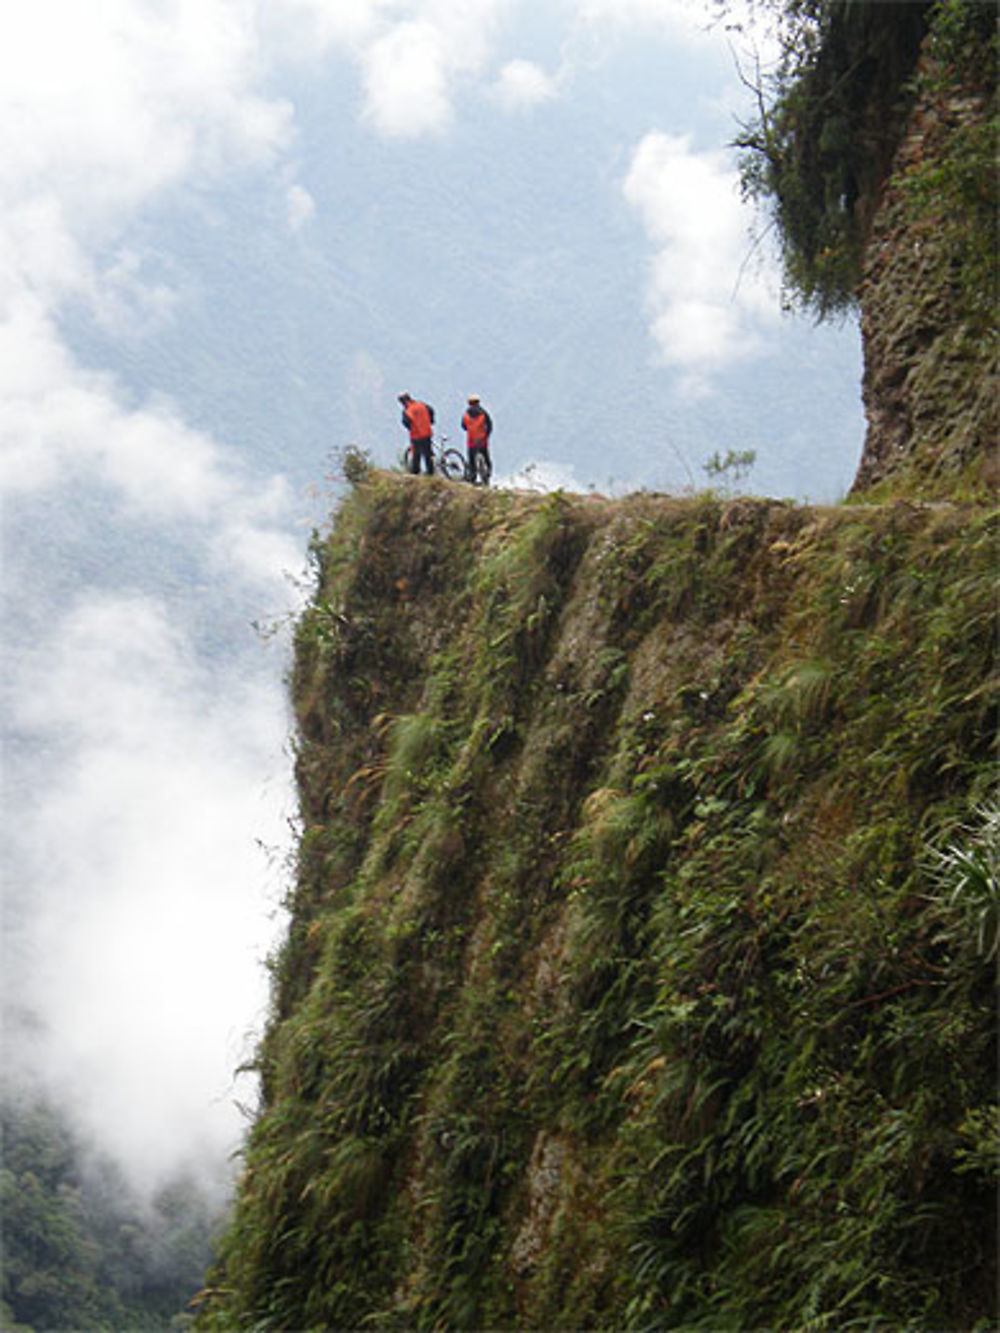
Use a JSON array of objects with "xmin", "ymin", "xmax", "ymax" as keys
[
  {"xmin": 399, "ymin": 393, "xmax": 435, "ymax": 475},
  {"xmin": 462, "ymin": 394, "xmax": 493, "ymax": 485}
]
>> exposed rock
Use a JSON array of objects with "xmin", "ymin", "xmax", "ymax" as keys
[{"xmin": 855, "ymin": 48, "xmax": 998, "ymax": 493}]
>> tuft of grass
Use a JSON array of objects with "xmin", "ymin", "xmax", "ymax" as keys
[{"xmin": 925, "ymin": 801, "xmax": 1000, "ymax": 965}]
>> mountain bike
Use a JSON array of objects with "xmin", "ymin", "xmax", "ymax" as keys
[{"xmin": 399, "ymin": 435, "xmax": 466, "ymax": 480}]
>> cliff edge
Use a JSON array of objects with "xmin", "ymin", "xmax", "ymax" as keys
[{"xmin": 200, "ymin": 475, "xmax": 996, "ymax": 1331}]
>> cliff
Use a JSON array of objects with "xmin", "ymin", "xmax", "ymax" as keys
[
  {"xmin": 854, "ymin": 3, "xmax": 998, "ymax": 495},
  {"xmin": 200, "ymin": 473, "xmax": 997, "ymax": 1331},
  {"xmin": 735, "ymin": 0, "xmax": 996, "ymax": 497}
]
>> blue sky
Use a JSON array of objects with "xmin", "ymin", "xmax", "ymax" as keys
[{"xmin": 2, "ymin": 0, "xmax": 863, "ymax": 1195}]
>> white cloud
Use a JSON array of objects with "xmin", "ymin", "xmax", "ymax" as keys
[
  {"xmin": 286, "ymin": 182, "xmax": 317, "ymax": 230},
  {"xmin": 92, "ymin": 249, "xmax": 181, "ymax": 338},
  {"xmin": 361, "ymin": 19, "xmax": 454, "ymax": 137},
  {"xmin": 0, "ymin": 11, "xmax": 309, "ymax": 1195},
  {"xmin": 213, "ymin": 505, "xmax": 304, "ymax": 587},
  {"xmin": 356, "ymin": 0, "xmax": 515, "ymax": 137},
  {"xmin": 622, "ymin": 130, "xmax": 778, "ymax": 389},
  {"xmin": 0, "ymin": 294, "xmax": 301, "ymax": 586},
  {"xmin": 0, "ymin": 197, "xmax": 92, "ymax": 309},
  {"xmin": 10, "ymin": 592, "xmax": 291, "ymax": 1193},
  {"xmin": 261, "ymin": 0, "xmax": 387, "ymax": 58},
  {"xmin": 493, "ymin": 59, "xmax": 559, "ymax": 111},
  {"xmin": 0, "ymin": 5, "xmax": 308, "ymax": 598},
  {"xmin": 415, "ymin": 0, "xmax": 512, "ymax": 69},
  {"xmin": 0, "ymin": 1, "xmax": 293, "ymax": 271}
]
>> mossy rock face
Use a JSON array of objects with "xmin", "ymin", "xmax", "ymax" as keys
[
  {"xmin": 857, "ymin": 110, "xmax": 999, "ymax": 494},
  {"xmin": 736, "ymin": 0, "xmax": 995, "ymax": 498},
  {"xmin": 200, "ymin": 474, "xmax": 998, "ymax": 1333},
  {"xmin": 854, "ymin": 9, "xmax": 998, "ymax": 497}
]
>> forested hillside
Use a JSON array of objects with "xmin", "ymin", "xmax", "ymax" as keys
[{"xmin": 0, "ymin": 1095, "xmax": 217, "ymax": 1329}]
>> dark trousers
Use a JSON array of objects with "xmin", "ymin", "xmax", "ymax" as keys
[{"xmin": 409, "ymin": 437, "xmax": 434, "ymax": 475}]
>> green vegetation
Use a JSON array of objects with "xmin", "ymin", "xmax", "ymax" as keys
[
  {"xmin": 702, "ymin": 448, "xmax": 757, "ymax": 493},
  {"xmin": 201, "ymin": 473, "xmax": 997, "ymax": 1331},
  {"xmin": 1, "ymin": 1095, "xmax": 219, "ymax": 1330},
  {"xmin": 736, "ymin": 0, "xmax": 996, "ymax": 319},
  {"xmin": 899, "ymin": 0, "xmax": 999, "ymax": 333}
]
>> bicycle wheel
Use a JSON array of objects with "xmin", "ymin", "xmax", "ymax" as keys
[{"xmin": 440, "ymin": 449, "xmax": 466, "ymax": 481}]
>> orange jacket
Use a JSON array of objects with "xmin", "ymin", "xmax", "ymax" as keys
[
  {"xmin": 404, "ymin": 400, "xmax": 433, "ymax": 440},
  {"xmin": 462, "ymin": 406, "xmax": 492, "ymax": 447}
]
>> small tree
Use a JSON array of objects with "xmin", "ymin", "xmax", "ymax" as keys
[{"xmin": 702, "ymin": 448, "xmax": 757, "ymax": 494}]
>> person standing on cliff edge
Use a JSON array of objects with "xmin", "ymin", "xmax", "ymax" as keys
[
  {"xmin": 462, "ymin": 394, "xmax": 492, "ymax": 485},
  {"xmin": 399, "ymin": 393, "xmax": 435, "ymax": 475}
]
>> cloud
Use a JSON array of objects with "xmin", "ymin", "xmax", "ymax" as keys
[
  {"xmin": 286, "ymin": 182, "xmax": 317, "ymax": 230},
  {"xmin": 0, "ymin": 294, "xmax": 301, "ymax": 586},
  {"xmin": 1, "ymin": 1, "xmax": 293, "ymax": 309},
  {"xmin": 361, "ymin": 19, "xmax": 454, "ymax": 137},
  {"xmin": 8, "ymin": 592, "xmax": 291, "ymax": 1193},
  {"xmin": 0, "ymin": 197, "xmax": 92, "ymax": 311},
  {"xmin": 0, "ymin": 1, "xmax": 326, "ymax": 1204},
  {"xmin": 0, "ymin": 5, "xmax": 307, "ymax": 595},
  {"xmin": 622, "ymin": 130, "xmax": 778, "ymax": 389},
  {"xmin": 352, "ymin": 0, "xmax": 516, "ymax": 137},
  {"xmin": 492, "ymin": 59, "xmax": 559, "ymax": 111},
  {"xmin": 92, "ymin": 248, "xmax": 181, "ymax": 338},
  {"xmin": 261, "ymin": 0, "xmax": 386, "ymax": 58}
]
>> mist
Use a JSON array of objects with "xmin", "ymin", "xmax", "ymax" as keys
[{"xmin": 3, "ymin": 578, "xmax": 297, "ymax": 1199}]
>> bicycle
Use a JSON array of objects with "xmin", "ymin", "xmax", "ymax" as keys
[{"xmin": 398, "ymin": 434, "xmax": 466, "ymax": 481}]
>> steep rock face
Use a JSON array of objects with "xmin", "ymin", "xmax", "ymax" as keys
[
  {"xmin": 201, "ymin": 475, "xmax": 997, "ymax": 1333},
  {"xmin": 855, "ymin": 23, "xmax": 998, "ymax": 493}
]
